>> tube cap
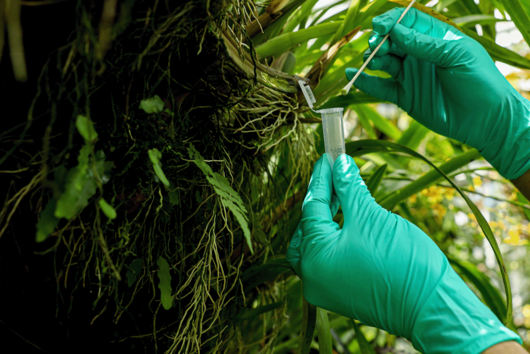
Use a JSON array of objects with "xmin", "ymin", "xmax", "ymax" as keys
[{"xmin": 298, "ymin": 80, "xmax": 316, "ymax": 110}]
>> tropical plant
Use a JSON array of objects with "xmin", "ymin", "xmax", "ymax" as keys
[{"xmin": 1, "ymin": 0, "xmax": 530, "ymax": 353}]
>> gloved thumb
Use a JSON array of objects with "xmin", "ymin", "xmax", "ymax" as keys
[
  {"xmin": 332, "ymin": 154, "xmax": 383, "ymax": 230},
  {"xmin": 345, "ymin": 68, "xmax": 399, "ymax": 105}
]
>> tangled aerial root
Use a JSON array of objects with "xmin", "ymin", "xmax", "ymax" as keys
[{"xmin": 0, "ymin": 1, "xmax": 316, "ymax": 352}]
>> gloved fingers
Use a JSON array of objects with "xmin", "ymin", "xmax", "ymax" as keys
[
  {"xmin": 345, "ymin": 68, "xmax": 400, "ymax": 104},
  {"xmin": 369, "ymin": 31, "xmax": 392, "ymax": 56},
  {"xmin": 300, "ymin": 154, "xmax": 339, "ymax": 249},
  {"xmin": 330, "ymin": 194, "xmax": 340, "ymax": 218},
  {"xmin": 368, "ymin": 32, "xmax": 407, "ymax": 58},
  {"xmin": 373, "ymin": 7, "xmax": 451, "ymax": 39},
  {"xmin": 363, "ymin": 49, "xmax": 403, "ymax": 79},
  {"xmin": 332, "ymin": 154, "xmax": 371, "ymax": 218},
  {"xmin": 301, "ymin": 154, "xmax": 334, "ymax": 223},
  {"xmin": 291, "ymin": 159, "xmax": 340, "ymax": 278},
  {"xmin": 389, "ymin": 24, "xmax": 453, "ymax": 67}
]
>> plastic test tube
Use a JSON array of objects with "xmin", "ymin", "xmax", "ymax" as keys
[
  {"xmin": 298, "ymin": 81, "xmax": 346, "ymax": 169},
  {"xmin": 317, "ymin": 108, "xmax": 345, "ymax": 169}
]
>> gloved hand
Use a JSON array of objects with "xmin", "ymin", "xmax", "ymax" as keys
[
  {"xmin": 345, "ymin": 7, "xmax": 530, "ymax": 180},
  {"xmin": 287, "ymin": 154, "xmax": 521, "ymax": 354}
]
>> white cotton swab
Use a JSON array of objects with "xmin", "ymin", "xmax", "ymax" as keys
[{"xmin": 341, "ymin": 0, "xmax": 417, "ymax": 95}]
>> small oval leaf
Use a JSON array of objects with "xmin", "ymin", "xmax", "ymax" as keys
[
  {"xmin": 126, "ymin": 259, "xmax": 143, "ymax": 288},
  {"xmin": 98, "ymin": 198, "xmax": 117, "ymax": 219},
  {"xmin": 75, "ymin": 115, "xmax": 98, "ymax": 142},
  {"xmin": 157, "ymin": 256, "xmax": 173, "ymax": 310},
  {"xmin": 140, "ymin": 95, "xmax": 164, "ymax": 114}
]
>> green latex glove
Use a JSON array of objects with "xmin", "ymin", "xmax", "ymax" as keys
[
  {"xmin": 287, "ymin": 154, "xmax": 521, "ymax": 354},
  {"xmin": 345, "ymin": 7, "xmax": 530, "ymax": 180}
]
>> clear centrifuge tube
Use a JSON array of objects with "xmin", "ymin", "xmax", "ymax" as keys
[{"xmin": 298, "ymin": 80, "xmax": 346, "ymax": 168}]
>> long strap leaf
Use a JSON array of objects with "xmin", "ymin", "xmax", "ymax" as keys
[
  {"xmin": 365, "ymin": 163, "xmax": 387, "ymax": 196},
  {"xmin": 316, "ymin": 308, "xmax": 333, "ymax": 354},
  {"xmin": 298, "ymin": 297, "xmax": 317, "ymax": 354},
  {"xmin": 256, "ymin": 22, "xmax": 342, "ymax": 58},
  {"xmin": 350, "ymin": 319, "xmax": 376, "ymax": 354},
  {"xmin": 498, "ymin": 0, "xmax": 530, "ymax": 47},
  {"xmin": 463, "ymin": 27, "xmax": 530, "ymax": 70}
]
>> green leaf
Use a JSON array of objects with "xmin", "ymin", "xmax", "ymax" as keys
[
  {"xmin": 463, "ymin": 27, "xmax": 530, "ymax": 70},
  {"xmin": 351, "ymin": 319, "xmax": 376, "ymax": 354},
  {"xmin": 241, "ymin": 256, "xmax": 291, "ymax": 282},
  {"xmin": 139, "ymin": 95, "xmax": 164, "ymax": 114},
  {"xmin": 355, "ymin": 105, "xmax": 377, "ymax": 139},
  {"xmin": 251, "ymin": 0, "xmax": 307, "ymax": 46},
  {"xmin": 148, "ymin": 148, "xmax": 170, "ymax": 187},
  {"xmin": 168, "ymin": 190, "xmax": 180, "ymax": 205},
  {"xmin": 254, "ymin": 229, "xmax": 271, "ymax": 247},
  {"xmin": 314, "ymin": 50, "xmax": 367, "ymax": 106},
  {"xmin": 316, "ymin": 308, "xmax": 333, "ymax": 354},
  {"xmin": 36, "ymin": 199, "xmax": 60, "ymax": 242},
  {"xmin": 126, "ymin": 258, "xmax": 143, "ymax": 288},
  {"xmin": 498, "ymin": 0, "xmax": 530, "ymax": 47},
  {"xmin": 98, "ymin": 198, "xmax": 117, "ymax": 219},
  {"xmin": 76, "ymin": 115, "xmax": 98, "ymax": 142},
  {"xmin": 54, "ymin": 165, "xmax": 68, "ymax": 192},
  {"xmin": 435, "ymin": 0, "xmax": 459, "ymax": 12},
  {"xmin": 255, "ymin": 22, "xmax": 342, "ymax": 59},
  {"xmin": 55, "ymin": 166, "xmax": 97, "ymax": 219},
  {"xmin": 281, "ymin": 51, "xmax": 297, "ymax": 75},
  {"xmin": 75, "ymin": 145, "xmax": 90, "ymax": 189},
  {"xmin": 516, "ymin": 192, "xmax": 530, "ymax": 221},
  {"xmin": 236, "ymin": 301, "xmax": 284, "ymax": 321},
  {"xmin": 453, "ymin": 14, "xmax": 507, "ymax": 27},
  {"xmin": 319, "ymin": 92, "xmax": 383, "ymax": 109},
  {"xmin": 298, "ymin": 297, "xmax": 317, "ymax": 354},
  {"xmin": 355, "ymin": 0, "xmax": 389, "ymax": 24},
  {"xmin": 242, "ymin": 260, "xmax": 292, "ymax": 292},
  {"xmin": 397, "ymin": 202, "xmax": 416, "ymax": 223},
  {"xmin": 346, "ymin": 140, "xmax": 513, "ymax": 324},
  {"xmin": 188, "ymin": 144, "xmax": 253, "ymax": 253},
  {"xmin": 353, "ymin": 105, "xmax": 401, "ymax": 141},
  {"xmin": 365, "ymin": 164, "xmax": 387, "ymax": 195},
  {"xmin": 157, "ymin": 256, "xmax": 173, "ymax": 310},
  {"xmin": 330, "ymin": 0, "xmax": 361, "ymax": 44},
  {"xmin": 397, "ymin": 120, "xmax": 430, "ymax": 151},
  {"xmin": 282, "ymin": 0, "xmax": 319, "ymax": 33}
]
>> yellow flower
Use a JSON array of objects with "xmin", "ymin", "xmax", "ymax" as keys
[
  {"xmin": 498, "ymin": 220, "xmax": 506, "ymax": 230},
  {"xmin": 468, "ymin": 185, "xmax": 475, "ymax": 192},
  {"xmin": 421, "ymin": 186, "xmax": 443, "ymax": 204},
  {"xmin": 432, "ymin": 204, "xmax": 446, "ymax": 222},
  {"xmin": 504, "ymin": 228, "xmax": 528, "ymax": 245},
  {"xmin": 489, "ymin": 221, "xmax": 498, "ymax": 228},
  {"xmin": 473, "ymin": 176, "xmax": 482, "ymax": 187},
  {"xmin": 523, "ymin": 305, "xmax": 530, "ymax": 318},
  {"xmin": 410, "ymin": 194, "xmax": 417, "ymax": 204},
  {"xmin": 442, "ymin": 187, "xmax": 455, "ymax": 201}
]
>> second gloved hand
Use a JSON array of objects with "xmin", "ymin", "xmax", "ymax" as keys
[
  {"xmin": 287, "ymin": 154, "xmax": 521, "ymax": 354},
  {"xmin": 345, "ymin": 7, "xmax": 530, "ymax": 180}
]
